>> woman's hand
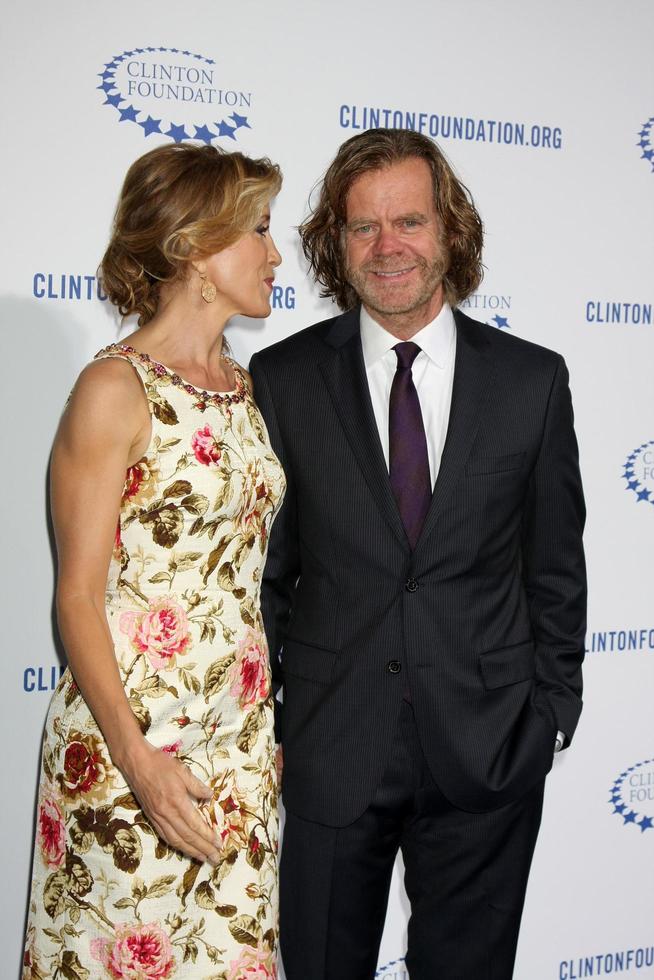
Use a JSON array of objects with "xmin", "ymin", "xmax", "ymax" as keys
[{"xmin": 121, "ymin": 740, "xmax": 221, "ymax": 865}]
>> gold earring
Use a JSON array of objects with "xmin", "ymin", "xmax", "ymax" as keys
[{"xmin": 200, "ymin": 272, "xmax": 217, "ymax": 303}]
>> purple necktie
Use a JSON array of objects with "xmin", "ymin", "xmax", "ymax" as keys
[{"xmin": 389, "ymin": 342, "xmax": 432, "ymax": 548}]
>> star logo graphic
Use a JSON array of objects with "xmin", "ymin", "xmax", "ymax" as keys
[
  {"xmin": 636, "ymin": 116, "xmax": 654, "ymax": 173},
  {"xmin": 139, "ymin": 115, "xmax": 162, "ymax": 137},
  {"xmin": 621, "ymin": 441, "xmax": 654, "ymax": 507},
  {"xmin": 98, "ymin": 47, "xmax": 253, "ymax": 144},
  {"xmin": 609, "ymin": 760, "xmax": 654, "ymax": 833}
]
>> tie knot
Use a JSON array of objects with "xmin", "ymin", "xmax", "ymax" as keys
[{"xmin": 393, "ymin": 341, "xmax": 422, "ymax": 370}]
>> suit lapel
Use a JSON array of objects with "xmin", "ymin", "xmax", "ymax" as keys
[
  {"xmin": 318, "ymin": 309, "xmax": 409, "ymax": 549},
  {"xmin": 415, "ymin": 311, "xmax": 494, "ymax": 552}
]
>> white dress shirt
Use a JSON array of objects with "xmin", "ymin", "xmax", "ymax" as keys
[{"xmin": 360, "ymin": 302, "xmax": 456, "ymax": 486}]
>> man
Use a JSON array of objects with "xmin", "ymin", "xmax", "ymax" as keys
[{"xmin": 250, "ymin": 128, "xmax": 586, "ymax": 980}]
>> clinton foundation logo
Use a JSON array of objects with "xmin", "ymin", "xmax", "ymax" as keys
[
  {"xmin": 560, "ymin": 946, "xmax": 654, "ymax": 977},
  {"xmin": 609, "ymin": 759, "xmax": 654, "ymax": 833},
  {"xmin": 460, "ymin": 293, "xmax": 512, "ymax": 330},
  {"xmin": 637, "ymin": 115, "xmax": 654, "ymax": 172},
  {"xmin": 98, "ymin": 47, "xmax": 253, "ymax": 144},
  {"xmin": 622, "ymin": 441, "xmax": 654, "ymax": 508}
]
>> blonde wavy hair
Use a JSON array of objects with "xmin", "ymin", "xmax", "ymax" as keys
[
  {"xmin": 100, "ymin": 143, "xmax": 282, "ymax": 324},
  {"xmin": 299, "ymin": 128, "xmax": 483, "ymax": 310}
]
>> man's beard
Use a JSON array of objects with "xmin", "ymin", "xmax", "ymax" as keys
[{"xmin": 346, "ymin": 252, "xmax": 449, "ymax": 317}]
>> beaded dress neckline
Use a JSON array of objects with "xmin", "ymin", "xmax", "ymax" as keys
[{"xmin": 98, "ymin": 342, "xmax": 248, "ymax": 409}]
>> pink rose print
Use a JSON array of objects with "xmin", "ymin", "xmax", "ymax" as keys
[
  {"xmin": 120, "ymin": 597, "xmax": 191, "ymax": 670},
  {"xmin": 227, "ymin": 943, "xmax": 276, "ymax": 980},
  {"xmin": 121, "ymin": 456, "xmax": 159, "ymax": 508},
  {"xmin": 160, "ymin": 740, "xmax": 182, "ymax": 756},
  {"xmin": 57, "ymin": 730, "xmax": 112, "ymax": 804},
  {"xmin": 91, "ymin": 922, "xmax": 176, "ymax": 980},
  {"xmin": 37, "ymin": 794, "xmax": 65, "ymax": 869},
  {"xmin": 237, "ymin": 460, "xmax": 274, "ymax": 542},
  {"xmin": 230, "ymin": 628, "xmax": 270, "ymax": 709},
  {"xmin": 202, "ymin": 769, "xmax": 250, "ymax": 853},
  {"xmin": 191, "ymin": 424, "xmax": 222, "ymax": 466}
]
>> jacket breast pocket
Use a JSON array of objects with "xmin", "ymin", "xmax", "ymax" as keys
[
  {"xmin": 466, "ymin": 452, "xmax": 526, "ymax": 476},
  {"xmin": 479, "ymin": 640, "xmax": 535, "ymax": 690},
  {"xmin": 282, "ymin": 639, "xmax": 338, "ymax": 686}
]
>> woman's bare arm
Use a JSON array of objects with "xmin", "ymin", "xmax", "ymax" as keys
[{"xmin": 51, "ymin": 358, "xmax": 220, "ymax": 864}]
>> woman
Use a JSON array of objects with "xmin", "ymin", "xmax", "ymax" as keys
[{"xmin": 23, "ymin": 143, "xmax": 285, "ymax": 980}]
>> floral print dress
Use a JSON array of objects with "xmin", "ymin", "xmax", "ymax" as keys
[{"xmin": 24, "ymin": 344, "xmax": 285, "ymax": 980}]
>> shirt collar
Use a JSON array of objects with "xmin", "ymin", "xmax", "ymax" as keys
[{"xmin": 359, "ymin": 302, "xmax": 456, "ymax": 370}]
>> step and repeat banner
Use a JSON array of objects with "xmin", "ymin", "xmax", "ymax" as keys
[{"xmin": 2, "ymin": 1, "xmax": 653, "ymax": 977}]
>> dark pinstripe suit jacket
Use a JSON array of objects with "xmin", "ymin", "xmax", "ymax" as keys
[{"xmin": 250, "ymin": 307, "xmax": 586, "ymax": 827}]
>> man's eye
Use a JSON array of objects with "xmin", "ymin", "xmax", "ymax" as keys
[
  {"xmin": 403, "ymin": 219, "xmax": 419, "ymax": 228},
  {"xmin": 353, "ymin": 224, "xmax": 373, "ymax": 235}
]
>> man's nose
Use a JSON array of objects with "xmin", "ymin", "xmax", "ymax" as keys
[{"xmin": 373, "ymin": 226, "xmax": 402, "ymax": 255}]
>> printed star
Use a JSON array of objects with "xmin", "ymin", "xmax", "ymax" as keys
[
  {"xmin": 98, "ymin": 80, "xmax": 117, "ymax": 93},
  {"xmin": 158, "ymin": 47, "xmax": 168, "ymax": 52},
  {"xmin": 146, "ymin": 46, "xmax": 157, "ymax": 52},
  {"xmin": 118, "ymin": 104, "xmax": 139, "ymax": 122},
  {"xmin": 104, "ymin": 92, "xmax": 125, "ymax": 108},
  {"xmin": 637, "ymin": 138, "xmax": 648, "ymax": 148},
  {"xmin": 613, "ymin": 803, "xmax": 626, "ymax": 813},
  {"xmin": 639, "ymin": 128, "xmax": 649, "ymax": 137},
  {"xmin": 230, "ymin": 112, "xmax": 251, "ymax": 129},
  {"xmin": 139, "ymin": 115, "xmax": 162, "ymax": 137},
  {"xmin": 99, "ymin": 68, "xmax": 116, "ymax": 80},
  {"xmin": 636, "ymin": 488, "xmax": 651, "ymax": 501},
  {"xmin": 492, "ymin": 315, "xmax": 510, "ymax": 329},
  {"xmin": 194, "ymin": 124, "xmax": 215, "ymax": 144},
  {"xmin": 642, "ymin": 150, "xmax": 654, "ymax": 160},
  {"xmin": 134, "ymin": 48, "xmax": 144, "ymax": 54},
  {"xmin": 216, "ymin": 120, "xmax": 237, "ymax": 140},
  {"xmin": 623, "ymin": 810, "xmax": 638, "ymax": 824},
  {"xmin": 627, "ymin": 480, "xmax": 640, "ymax": 491},
  {"xmin": 170, "ymin": 48, "xmax": 179, "ymax": 53},
  {"xmin": 182, "ymin": 49, "xmax": 191, "ymax": 55},
  {"xmin": 124, "ymin": 50, "xmax": 135, "ymax": 57},
  {"xmin": 194, "ymin": 53, "xmax": 203, "ymax": 59},
  {"xmin": 639, "ymin": 816, "xmax": 653, "ymax": 832},
  {"xmin": 166, "ymin": 122, "xmax": 189, "ymax": 142},
  {"xmin": 205, "ymin": 58, "xmax": 215, "ymax": 64},
  {"xmin": 114, "ymin": 55, "xmax": 125, "ymax": 62}
]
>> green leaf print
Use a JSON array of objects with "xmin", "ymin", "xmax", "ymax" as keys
[
  {"xmin": 194, "ymin": 880, "xmax": 217, "ymax": 910},
  {"xmin": 228, "ymin": 913, "xmax": 262, "ymax": 947},
  {"xmin": 236, "ymin": 705, "xmax": 265, "ymax": 754},
  {"xmin": 163, "ymin": 480, "xmax": 193, "ymax": 498},
  {"xmin": 58, "ymin": 950, "xmax": 91, "ymax": 980},
  {"xmin": 181, "ymin": 494, "xmax": 209, "ymax": 516},
  {"xmin": 43, "ymin": 870, "xmax": 68, "ymax": 920},
  {"xmin": 203, "ymin": 653, "xmax": 236, "ymax": 702}
]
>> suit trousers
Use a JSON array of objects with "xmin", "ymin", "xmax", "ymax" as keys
[{"xmin": 280, "ymin": 699, "xmax": 545, "ymax": 980}]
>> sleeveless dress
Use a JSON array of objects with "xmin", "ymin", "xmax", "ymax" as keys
[{"xmin": 23, "ymin": 344, "xmax": 285, "ymax": 980}]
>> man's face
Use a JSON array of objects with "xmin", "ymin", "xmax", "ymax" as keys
[{"xmin": 343, "ymin": 157, "xmax": 448, "ymax": 326}]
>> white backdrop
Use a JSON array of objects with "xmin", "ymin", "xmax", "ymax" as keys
[{"xmin": 2, "ymin": 1, "xmax": 653, "ymax": 977}]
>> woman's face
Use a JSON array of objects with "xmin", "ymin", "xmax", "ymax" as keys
[{"xmin": 203, "ymin": 206, "xmax": 282, "ymax": 318}]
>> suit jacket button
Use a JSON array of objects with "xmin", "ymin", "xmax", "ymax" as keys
[
  {"xmin": 405, "ymin": 578, "xmax": 419, "ymax": 593},
  {"xmin": 387, "ymin": 660, "xmax": 402, "ymax": 674}
]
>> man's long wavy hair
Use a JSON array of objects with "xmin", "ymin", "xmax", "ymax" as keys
[{"xmin": 300, "ymin": 128, "xmax": 484, "ymax": 311}]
